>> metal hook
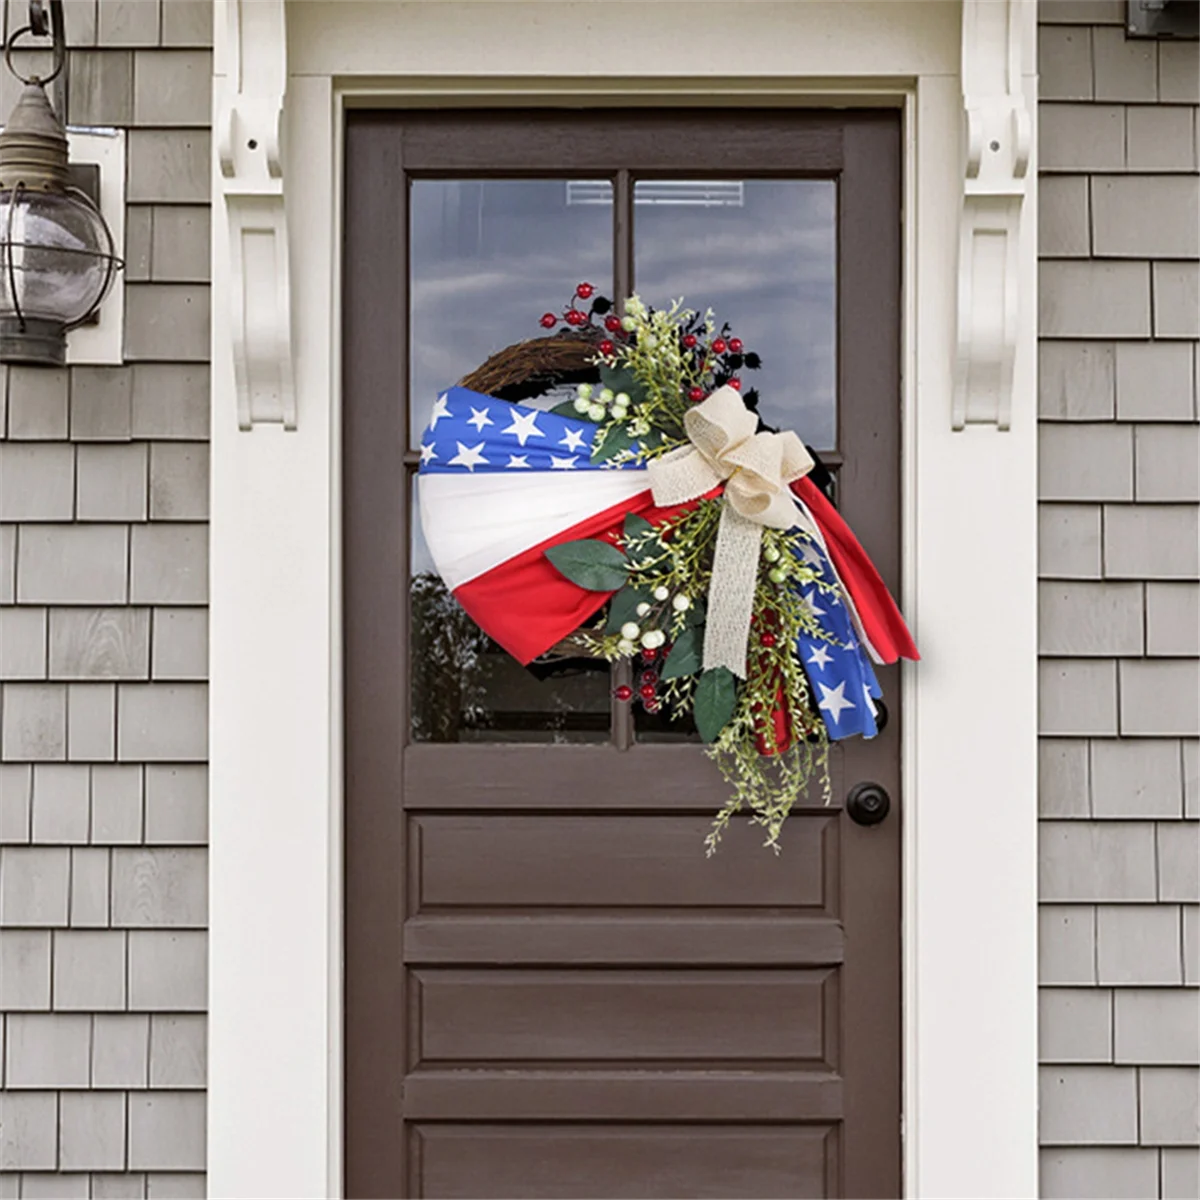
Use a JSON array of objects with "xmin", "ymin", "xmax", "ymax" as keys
[{"xmin": 4, "ymin": 0, "xmax": 65, "ymax": 86}]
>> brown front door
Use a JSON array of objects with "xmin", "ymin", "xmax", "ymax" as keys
[{"xmin": 344, "ymin": 110, "xmax": 902, "ymax": 1199}]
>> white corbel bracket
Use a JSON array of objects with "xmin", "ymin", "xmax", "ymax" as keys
[
  {"xmin": 954, "ymin": 0, "xmax": 1034, "ymax": 431},
  {"xmin": 215, "ymin": 0, "xmax": 295, "ymax": 431}
]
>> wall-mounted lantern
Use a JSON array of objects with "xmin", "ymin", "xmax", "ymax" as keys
[
  {"xmin": 1127, "ymin": 0, "xmax": 1200, "ymax": 38},
  {"xmin": 0, "ymin": 0, "xmax": 121, "ymax": 366}
]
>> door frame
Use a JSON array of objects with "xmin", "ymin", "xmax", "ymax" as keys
[{"xmin": 208, "ymin": 4, "xmax": 1039, "ymax": 1198}]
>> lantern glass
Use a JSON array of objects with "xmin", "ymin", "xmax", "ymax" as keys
[{"xmin": 0, "ymin": 186, "xmax": 114, "ymax": 327}]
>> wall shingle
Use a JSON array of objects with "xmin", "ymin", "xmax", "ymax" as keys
[{"xmin": 4, "ymin": 5, "xmax": 212, "ymax": 1187}]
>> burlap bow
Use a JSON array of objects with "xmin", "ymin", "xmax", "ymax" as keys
[{"xmin": 647, "ymin": 386, "xmax": 813, "ymax": 677}]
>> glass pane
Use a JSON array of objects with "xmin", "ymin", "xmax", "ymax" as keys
[
  {"xmin": 410, "ymin": 478, "xmax": 612, "ymax": 743},
  {"xmin": 409, "ymin": 179, "xmax": 613, "ymax": 447},
  {"xmin": 633, "ymin": 179, "xmax": 837, "ymax": 450}
]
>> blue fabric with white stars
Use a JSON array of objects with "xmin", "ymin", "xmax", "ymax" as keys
[
  {"xmin": 789, "ymin": 536, "xmax": 883, "ymax": 741},
  {"xmin": 418, "ymin": 387, "xmax": 646, "ymax": 474}
]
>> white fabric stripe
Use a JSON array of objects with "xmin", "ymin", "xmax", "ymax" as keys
[
  {"xmin": 792, "ymin": 497, "xmax": 884, "ymax": 665},
  {"xmin": 419, "ymin": 469, "xmax": 651, "ymax": 591}
]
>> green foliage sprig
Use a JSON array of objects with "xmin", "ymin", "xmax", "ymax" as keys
[{"xmin": 544, "ymin": 294, "xmax": 842, "ymax": 851}]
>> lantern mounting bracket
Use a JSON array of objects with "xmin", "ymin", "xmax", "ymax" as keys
[{"xmin": 215, "ymin": 0, "xmax": 295, "ymax": 431}]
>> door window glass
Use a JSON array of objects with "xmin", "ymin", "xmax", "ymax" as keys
[
  {"xmin": 409, "ymin": 179, "xmax": 612, "ymax": 447},
  {"xmin": 633, "ymin": 179, "xmax": 837, "ymax": 449}
]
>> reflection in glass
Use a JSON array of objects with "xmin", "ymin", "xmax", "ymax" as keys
[
  {"xmin": 409, "ymin": 482, "xmax": 611, "ymax": 743},
  {"xmin": 634, "ymin": 179, "xmax": 837, "ymax": 449},
  {"xmin": 409, "ymin": 179, "xmax": 612, "ymax": 446}
]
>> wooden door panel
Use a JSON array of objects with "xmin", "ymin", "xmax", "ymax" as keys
[
  {"xmin": 412, "ymin": 1124, "xmax": 838, "ymax": 1200},
  {"xmin": 412, "ymin": 968, "xmax": 836, "ymax": 1064},
  {"xmin": 411, "ymin": 813, "xmax": 837, "ymax": 908},
  {"xmin": 344, "ymin": 109, "xmax": 902, "ymax": 1198}
]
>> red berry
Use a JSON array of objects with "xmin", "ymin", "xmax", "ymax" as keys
[
  {"xmin": 614, "ymin": 685, "xmax": 633, "ymax": 702},
  {"xmin": 760, "ymin": 632, "xmax": 777, "ymax": 648},
  {"xmin": 639, "ymin": 683, "xmax": 657, "ymax": 701},
  {"xmin": 682, "ymin": 333, "xmax": 698, "ymax": 349},
  {"xmin": 729, "ymin": 337, "xmax": 744, "ymax": 353},
  {"xmin": 712, "ymin": 337, "xmax": 728, "ymax": 354},
  {"xmin": 598, "ymin": 339, "xmax": 615, "ymax": 356},
  {"xmin": 640, "ymin": 669, "xmax": 658, "ymax": 685},
  {"xmin": 565, "ymin": 309, "xmax": 586, "ymax": 326},
  {"xmin": 644, "ymin": 699, "xmax": 661, "ymax": 714},
  {"xmin": 540, "ymin": 312, "xmax": 558, "ymax": 329},
  {"xmin": 728, "ymin": 378, "xmax": 742, "ymax": 392},
  {"xmin": 640, "ymin": 647, "xmax": 657, "ymax": 662},
  {"xmin": 576, "ymin": 282, "xmax": 595, "ymax": 299},
  {"xmin": 687, "ymin": 386, "xmax": 705, "ymax": 403},
  {"xmin": 604, "ymin": 315, "xmax": 622, "ymax": 333}
]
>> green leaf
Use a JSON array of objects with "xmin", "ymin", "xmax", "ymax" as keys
[
  {"xmin": 544, "ymin": 539, "xmax": 629, "ymax": 592},
  {"xmin": 693, "ymin": 666, "xmax": 738, "ymax": 743},
  {"xmin": 622, "ymin": 512, "xmax": 655, "ymax": 544},
  {"xmin": 683, "ymin": 595, "xmax": 707, "ymax": 628},
  {"xmin": 605, "ymin": 584, "xmax": 651, "ymax": 634},
  {"xmin": 599, "ymin": 363, "xmax": 647, "ymax": 404},
  {"xmin": 660, "ymin": 624, "xmax": 702, "ymax": 680},
  {"xmin": 590, "ymin": 422, "xmax": 637, "ymax": 465},
  {"xmin": 549, "ymin": 401, "xmax": 585, "ymax": 419}
]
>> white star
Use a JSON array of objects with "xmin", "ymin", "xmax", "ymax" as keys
[
  {"xmin": 448, "ymin": 441, "xmax": 488, "ymax": 471},
  {"xmin": 505, "ymin": 454, "xmax": 530, "ymax": 469},
  {"xmin": 807, "ymin": 644, "xmax": 833, "ymax": 670},
  {"xmin": 503, "ymin": 409, "xmax": 544, "ymax": 446},
  {"xmin": 800, "ymin": 542, "xmax": 824, "ymax": 568},
  {"xmin": 802, "ymin": 591, "xmax": 826, "ymax": 618},
  {"xmin": 428, "ymin": 393, "xmax": 451, "ymax": 429},
  {"xmin": 817, "ymin": 680, "xmax": 856, "ymax": 724},
  {"xmin": 550, "ymin": 455, "xmax": 578, "ymax": 470},
  {"xmin": 419, "ymin": 442, "xmax": 437, "ymax": 465},
  {"xmin": 467, "ymin": 406, "xmax": 494, "ymax": 432},
  {"xmin": 559, "ymin": 427, "xmax": 587, "ymax": 452}
]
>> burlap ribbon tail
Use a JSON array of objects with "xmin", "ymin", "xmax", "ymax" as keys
[{"xmin": 645, "ymin": 386, "xmax": 814, "ymax": 678}]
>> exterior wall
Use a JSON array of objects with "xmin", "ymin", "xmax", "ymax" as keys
[
  {"xmin": 0, "ymin": 1, "xmax": 211, "ymax": 1195},
  {"xmin": 1036, "ymin": 3, "xmax": 1200, "ymax": 1197}
]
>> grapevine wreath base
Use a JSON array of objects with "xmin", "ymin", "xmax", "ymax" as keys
[{"xmin": 418, "ymin": 285, "xmax": 918, "ymax": 850}]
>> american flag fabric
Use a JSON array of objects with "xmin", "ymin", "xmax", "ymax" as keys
[{"xmin": 418, "ymin": 386, "xmax": 917, "ymax": 741}]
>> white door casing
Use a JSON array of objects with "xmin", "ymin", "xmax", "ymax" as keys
[{"xmin": 209, "ymin": 3, "xmax": 1039, "ymax": 1197}]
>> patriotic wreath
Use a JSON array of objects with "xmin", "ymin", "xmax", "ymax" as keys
[{"xmin": 419, "ymin": 284, "xmax": 918, "ymax": 850}]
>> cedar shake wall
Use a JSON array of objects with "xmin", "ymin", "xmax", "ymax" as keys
[
  {"xmin": 0, "ymin": 1, "xmax": 210, "ymax": 1194},
  {"xmin": 1037, "ymin": 2, "xmax": 1199, "ymax": 1196}
]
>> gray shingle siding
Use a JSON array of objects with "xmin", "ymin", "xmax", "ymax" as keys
[
  {"xmin": 1038, "ymin": 4, "xmax": 1200, "ymax": 1197},
  {"xmin": 0, "ymin": 1, "xmax": 210, "ymax": 1192}
]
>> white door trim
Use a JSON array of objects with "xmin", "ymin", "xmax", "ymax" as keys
[{"xmin": 209, "ymin": 5, "xmax": 1039, "ymax": 1198}]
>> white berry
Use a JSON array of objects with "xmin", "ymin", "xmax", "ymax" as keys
[
  {"xmin": 599, "ymin": 388, "xmax": 615, "ymax": 403},
  {"xmin": 620, "ymin": 622, "xmax": 640, "ymax": 641},
  {"xmin": 617, "ymin": 638, "xmax": 635, "ymax": 655},
  {"xmin": 653, "ymin": 586, "xmax": 669, "ymax": 601},
  {"xmin": 672, "ymin": 594, "xmax": 691, "ymax": 611},
  {"xmin": 587, "ymin": 403, "xmax": 606, "ymax": 421},
  {"xmin": 635, "ymin": 602, "xmax": 651, "ymax": 617},
  {"xmin": 647, "ymin": 630, "xmax": 667, "ymax": 648},
  {"xmin": 621, "ymin": 315, "xmax": 637, "ymax": 331},
  {"xmin": 577, "ymin": 383, "xmax": 593, "ymax": 400},
  {"xmin": 573, "ymin": 396, "xmax": 591, "ymax": 414}
]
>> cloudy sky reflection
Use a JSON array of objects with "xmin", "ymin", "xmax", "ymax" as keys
[{"xmin": 409, "ymin": 178, "xmax": 837, "ymax": 450}]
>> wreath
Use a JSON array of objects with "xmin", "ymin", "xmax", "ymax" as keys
[{"xmin": 419, "ymin": 284, "xmax": 918, "ymax": 850}]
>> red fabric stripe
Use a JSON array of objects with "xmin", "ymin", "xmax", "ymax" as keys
[
  {"xmin": 791, "ymin": 477, "xmax": 919, "ymax": 663},
  {"xmin": 453, "ymin": 487, "xmax": 714, "ymax": 665}
]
